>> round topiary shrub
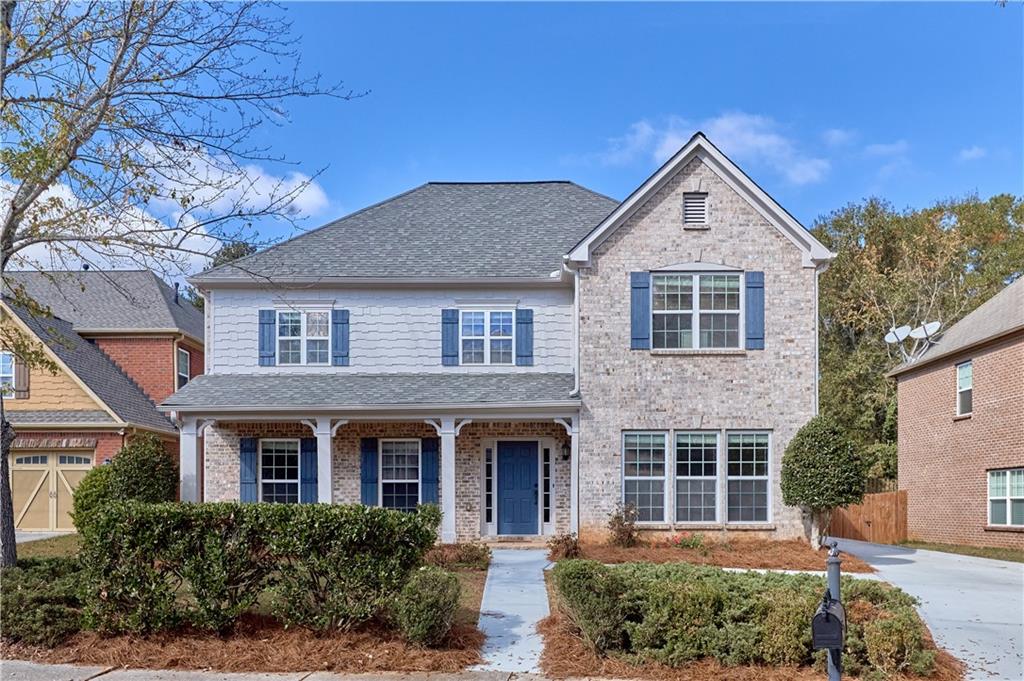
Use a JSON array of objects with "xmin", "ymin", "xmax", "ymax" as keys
[
  {"xmin": 781, "ymin": 414, "xmax": 865, "ymax": 548},
  {"xmin": 107, "ymin": 433, "xmax": 178, "ymax": 503},
  {"xmin": 393, "ymin": 566, "xmax": 461, "ymax": 647}
]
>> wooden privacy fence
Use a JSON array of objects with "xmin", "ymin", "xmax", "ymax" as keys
[{"xmin": 827, "ymin": 490, "xmax": 907, "ymax": 544}]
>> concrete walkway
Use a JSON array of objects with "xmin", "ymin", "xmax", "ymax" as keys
[
  {"xmin": 472, "ymin": 549, "xmax": 550, "ymax": 673},
  {"xmin": 837, "ymin": 538, "xmax": 1024, "ymax": 681},
  {"xmin": 14, "ymin": 530, "xmax": 70, "ymax": 544}
]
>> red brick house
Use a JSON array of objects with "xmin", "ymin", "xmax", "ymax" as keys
[
  {"xmin": 890, "ymin": 277, "xmax": 1023, "ymax": 549},
  {"xmin": 2, "ymin": 270, "xmax": 204, "ymax": 531}
]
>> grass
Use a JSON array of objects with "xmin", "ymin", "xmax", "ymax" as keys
[
  {"xmin": 15, "ymin": 534, "xmax": 81, "ymax": 559},
  {"xmin": 901, "ymin": 540, "xmax": 1024, "ymax": 563}
]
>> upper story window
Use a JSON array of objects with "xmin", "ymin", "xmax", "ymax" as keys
[
  {"xmin": 0, "ymin": 352, "xmax": 13, "ymax": 397},
  {"xmin": 176, "ymin": 347, "xmax": 191, "ymax": 389},
  {"xmin": 956, "ymin": 361, "xmax": 973, "ymax": 416},
  {"xmin": 460, "ymin": 310, "xmax": 514, "ymax": 365},
  {"xmin": 683, "ymin": 192, "xmax": 708, "ymax": 225},
  {"xmin": 652, "ymin": 273, "xmax": 741, "ymax": 349},
  {"xmin": 278, "ymin": 310, "xmax": 330, "ymax": 366},
  {"xmin": 988, "ymin": 468, "xmax": 1023, "ymax": 527}
]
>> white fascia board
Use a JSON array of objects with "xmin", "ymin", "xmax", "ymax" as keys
[
  {"xmin": 566, "ymin": 134, "xmax": 836, "ymax": 270},
  {"xmin": 189, "ymin": 275, "xmax": 572, "ymax": 289}
]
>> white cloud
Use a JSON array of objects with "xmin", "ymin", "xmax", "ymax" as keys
[
  {"xmin": 822, "ymin": 128, "xmax": 856, "ymax": 147},
  {"xmin": 957, "ymin": 145, "xmax": 987, "ymax": 161},
  {"xmin": 863, "ymin": 140, "xmax": 910, "ymax": 157},
  {"xmin": 583, "ymin": 112, "xmax": 830, "ymax": 186}
]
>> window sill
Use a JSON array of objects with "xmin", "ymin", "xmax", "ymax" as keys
[
  {"xmin": 953, "ymin": 414, "xmax": 972, "ymax": 422},
  {"xmin": 634, "ymin": 523, "xmax": 776, "ymax": 532},
  {"xmin": 984, "ymin": 525, "xmax": 1024, "ymax": 533},
  {"xmin": 650, "ymin": 349, "xmax": 747, "ymax": 357},
  {"xmin": 682, "ymin": 224, "xmax": 710, "ymax": 231}
]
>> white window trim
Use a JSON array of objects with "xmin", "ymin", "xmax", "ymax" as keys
[
  {"xmin": 956, "ymin": 360, "xmax": 973, "ymax": 416},
  {"xmin": 276, "ymin": 309, "xmax": 332, "ymax": 366},
  {"xmin": 257, "ymin": 438, "xmax": 301, "ymax": 503},
  {"xmin": 0, "ymin": 351, "xmax": 15, "ymax": 397},
  {"xmin": 459, "ymin": 308, "xmax": 516, "ymax": 366},
  {"xmin": 176, "ymin": 347, "xmax": 191, "ymax": 388},
  {"xmin": 378, "ymin": 438, "xmax": 422, "ymax": 510},
  {"xmin": 724, "ymin": 430, "xmax": 772, "ymax": 525},
  {"xmin": 674, "ymin": 431, "xmax": 721, "ymax": 525},
  {"xmin": 651, "ymin": 272, "xmax": 745, "ymax": 350},
  {"xmin": 621, "ymin": 430, "xmax": 671, "ymax": 525},
  {"xmin": 988, "ymin": 468, "xmax": 1023, "ymax": 527}
]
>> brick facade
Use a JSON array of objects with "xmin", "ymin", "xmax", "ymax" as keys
[
  {"xmin": 897, "ymin": 331, "xmax": 1024, "ymax": 549},
  {"xmin": 204, "ymin": 420, "xmax": 570, "ymax": 541},
  {"xmin": 576, "ymin": 156, "xmax": 816, "ymax": 541}
]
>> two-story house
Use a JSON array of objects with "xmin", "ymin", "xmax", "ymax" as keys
[
  {"xmin": 163, "ymin": 133, "xmax": 833, "ymax": 543},
  {"xmin": 2, "ymin": 270, "xmax": 204, "ymax": 531}
]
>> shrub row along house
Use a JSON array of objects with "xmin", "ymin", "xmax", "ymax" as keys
[
  {"xmin": 890, "ymin": 276, "xmax": 1024, "ymax": 550},
  {"xmin": 2, "ymin": 271, "xmax": 204, "ymax": 531},
  {"xmin": 162, "ymin": 133, "xmax": 834, "ymax": 543}
]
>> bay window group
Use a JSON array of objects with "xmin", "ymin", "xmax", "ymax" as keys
[{"xmin": 622, "ymin": 430, "xmax": 771, "ymax": 525}]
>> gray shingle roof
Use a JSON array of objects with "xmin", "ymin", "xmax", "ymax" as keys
[
  {"xmin": 890, "ymin": 277, "xmax": 1024, "ymax": 376},
  {"xmin": 192, "ymin": 182, "xmax": 619, "ymax": 283},
  {"xmin": 5, "ymin": 270, "xmax": 203, "ymax": 340},
  {"xmin": 161, "ymin": 372, "xmax": 578, "ymax": 411},
  {"xmin": 6, "ymin": 302, "xmax": 176, "ymax": 432},
  {"xmin": 7, "ymin": 410, "xmax": 115, "ymax": 424}
]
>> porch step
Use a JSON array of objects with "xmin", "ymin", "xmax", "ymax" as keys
[{"xmin": 481, "ymin": 536, "xmax": 548, "ymax": 549}]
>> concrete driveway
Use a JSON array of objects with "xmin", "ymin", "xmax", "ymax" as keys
[
  {"xmin": 837, "ymin": 539, "xmax": 1024, "ymax": 681},
  {"xmin": 14, "ymin": 531, "xmax": 70, "ymax": 544}
]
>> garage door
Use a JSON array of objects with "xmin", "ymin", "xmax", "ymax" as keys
[{"xmin": 10, "ymin": 452, "xmax": 93, "ymax": 531}]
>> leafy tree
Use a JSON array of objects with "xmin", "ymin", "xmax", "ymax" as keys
[
  {"xmin": 781, "ymin": 415, "xmax": 865, "ymax": 549},
  {"xmin": 186, "ymin": 241, "xmax": 258, "ymax": 309},
  {"xmin": 0, "ymin": 0, "xmax": 352, "ymax": 566},
  {"xmin": 813, "ymin": 195, "xmax": 1024, "ymax": 449}
]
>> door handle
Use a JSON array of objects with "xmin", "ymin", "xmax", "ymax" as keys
[{"xmin": 533, "ymin": 484, "xmax": 538, "ymax": 503}]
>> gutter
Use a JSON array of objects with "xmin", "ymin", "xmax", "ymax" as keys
[
  {"xmin": 158, "ymin": 399, "xmax": 583, "ymax": 414},
  {"xmin": 189, "ymin": 275, "xmax": 572, "ymax": 289}
]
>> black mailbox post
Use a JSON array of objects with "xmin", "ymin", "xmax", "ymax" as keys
[{"xmin": 812, "ymin": 590, "xmax": 846, "ymax": 650}]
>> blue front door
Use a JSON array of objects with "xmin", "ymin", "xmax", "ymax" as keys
[{"xmin": 497, "ymin": 441, "xmax": 539, "ymax": 535}]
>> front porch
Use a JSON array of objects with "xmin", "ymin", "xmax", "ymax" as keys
[{"xmin": 180, "ymin": 416, "xmax": 579, "ymax": 542}]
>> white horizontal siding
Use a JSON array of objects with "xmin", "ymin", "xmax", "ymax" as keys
[{"xmin": 210, "ymin": 287, "xmax": 574, "ymax": 374}]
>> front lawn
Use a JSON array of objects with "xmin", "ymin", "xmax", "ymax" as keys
[
  {"xmin": 15, "ymin": 534, "xmax": 81, "ymax": 560},
  {"xmin": 900, "ymin": 541, "xmax": 1024, "ymax": 564}
]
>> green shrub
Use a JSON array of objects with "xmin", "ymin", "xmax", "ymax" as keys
[
  {"xmin": 70, "ymin": 463, "xmax": 115, "ymax": 530},
  {"xmin": 0, "ymin": 558, "xmax": 84, "ymax": 646},
  {"xmin": 666, "ymin": 531, "xmax": 706, "ymax": 551},
  {"xmin": 424, "ymin": 542, "xmax": 491, "ymax": 571},
  {"xmin": 107, "ymin": 433, "xmax": 178, "ymax": 503},
  {"xmin": 628, "ymin": 580, "xmax": 723, "ymax": 665},
  {"xmin": 758, "ymin": 588, "xmax": 816, "ymax": 665},
  {"xmin": 709, "ymin": 622, "xmax": 761, "ymax": 666},
  {"xmin": 547, "ymin": 532, "xmax": 581, "ymax": 560},
  {"xmin": 552, "ymin": 560, "xmax": 630, "ymax": 652},
  {"xmin": 864, "ymin": 607, "xmax": 927, "ymax": 674},
  {"xmin": 607, "ymin": 503, "xmax": 639, "ymax": 548},
  {"xmin": 392, "ymin": 566, "xmax": 461, "ymax": 646}
]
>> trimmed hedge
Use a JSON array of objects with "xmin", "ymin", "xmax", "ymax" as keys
[
  {"xmin": 79, "ymin": 501, "xmax": 441, "ymax": 634},
  {"xmin": 0, "ymin": 558, "xmax": 85, "ymax": 646},
  {"xmin": 392, "ymin": 566, "xmax": 461, "ymax": 646},
  {"xmin": 552, "ymin": 560, "xmax": 936, "ymax": 678}
]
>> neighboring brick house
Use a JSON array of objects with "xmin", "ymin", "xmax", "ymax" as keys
[
  {"xmin": 2, "ymin": 270, "xmax": 204, "ymax": 531},
  {"xmin": 163, "ymin": 133, "xmax": 834, "ymax": 543},
  {"xmin": 890, "ymin": 277, "xmax": 1024, "ymax": 549}
]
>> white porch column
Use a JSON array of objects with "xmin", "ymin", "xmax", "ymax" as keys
[
  {"xmin": 179, "ymin": 416, "xmax": 200, "ymax": 502},
  {"xmin": 314, "ymin": 417, "xmax": 334, "ymax": 503},
  {"xmin": 439, "ymin": 417, "xmax": 457, "ymax": 543}
]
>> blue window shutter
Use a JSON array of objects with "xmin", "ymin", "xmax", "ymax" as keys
[
  {"xmin": 745, "ymin": 271, "xmax": 765, "ymax": 350},
  {"xmin": 240, "ymin": 437, "xmax": 258, "ymax": 502},
  {"xmin": 420, "ymin": 438, "xmax": 439, "ymax": 505},
  {"xmin": 515, "ymin": 308, "xmax": 534, "ymax": 366},
  {"xmin": 299, "ymin": 438, "xmax": 318, "ymax": 504},
  {"xmin": 630, "ymin": 272, "xmax": 651, "ymax": 350},
  {"xmin": 258, "ymin": 310, "xmax": 276, "ymax": 366},
  {"xmin": 441, "ymin": 309, "xmax": 459, "ymax": 366},
  {"xmin": 332, "ymin": 309, "xmax": 350, "ymax": 366},
  {"xmin": 360, "ymin": 438, "xmax": 378, "ymax": 505}
]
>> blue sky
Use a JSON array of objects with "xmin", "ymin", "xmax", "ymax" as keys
[{"xmin": 244, "ymin": 2, "xmax": 1023, "ymax": 241}]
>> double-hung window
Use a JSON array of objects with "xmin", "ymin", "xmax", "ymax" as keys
[
  {"xmin": 278, "ymin": 310, "xmax": 330, "ymax": 366},
  {"xmin": 0, "ymin": 352, "xmax": 13, "ymax": 397},
  {"xmin": 623, "ymin": 432, "xmax": 667, "ymax": 522},
  {"xmin": 259, "ymin": 439, "xmax": 299, "ymax": 503},
  {"xmin": 726, "ymin": 433, "xmax": 770, "ymax": 522},
  {"xmin": 460, "ymin": 310, "xmax": 514, "ymax": 365},
  {"xmin": 652, "ymin": 273, "xmax": 741, "ymax": 349},
  {"xmin": 381, "ymin": 439, "xmax": 420, "ymax": 512},
  {"xmin": 988, "ymin": 469, "xmax": 1024, "ymax": 527},
  {"xmin": 956, "ymin": 361, "xmax": 973, "ymax": 416},
  {"xmin": 176, "ymin": 348, "xmax": 190, "ymax": 389},
  {"xmin": 675, "ymin": 432, "xmax": 718, "ymax": 522}
]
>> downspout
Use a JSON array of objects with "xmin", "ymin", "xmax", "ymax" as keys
[{"xmin": 565, "ymin": 259, "xmax": 581, "ymax": 397}]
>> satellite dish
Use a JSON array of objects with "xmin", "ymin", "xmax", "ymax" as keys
[
  {"xmin": 895, "ymin": 325, "xmax": 911, "ymax": 341},
  {"xmin": 909, "ymin": 321, "xmax": 941, "ymax": 340},
  {"xmin": 884, "ymin": 329, "xmax": 899, "ymax": 344}
]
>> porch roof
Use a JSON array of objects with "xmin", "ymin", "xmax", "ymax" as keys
[{"xmin": 160, "ymin": 372, "xmax": 579, "ymax": 414}]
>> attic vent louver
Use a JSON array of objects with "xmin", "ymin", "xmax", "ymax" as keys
[{"xmin": 683, "ymin": 193, "xmax": 708, "ymax": 225}]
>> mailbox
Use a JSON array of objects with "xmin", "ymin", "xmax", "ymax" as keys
[{"xmin": 812, "ymin": 598, "xmax": 846, "ymax": 650}]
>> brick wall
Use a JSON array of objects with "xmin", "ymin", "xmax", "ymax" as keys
[
  {"xmin": 11, "ymin": 429, "xmax": 124, "ymax": 463},
  {"xmin": 204, "ymin": 420, "xmax": 570, "ymax": 542},
  {"xmin": 897, "ymin": 331, "xmax": 1024, "ymax": 549},
  {"xmin": 577, "ymin": 156, "xmax": 817, "ymax": 541},
  {"xmin": 94, "ymin": 336, "xmax": 176, "ymax": 403}
]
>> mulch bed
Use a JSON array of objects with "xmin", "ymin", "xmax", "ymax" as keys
[
  {"xmin": 574, "ymin": 539, "xmax": 876, "ymax": 573},
  {"xmin": 2, "ymin": 614, "xmax": 484, "ymax": 673}
]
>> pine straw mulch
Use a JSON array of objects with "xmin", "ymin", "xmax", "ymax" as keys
[
  {"xmin": 539, "ymin": 578, "xmax": 964, "ymax": 681},
  {"xmin": 2, "ymin": 614, "xmax": 484, "ymax": 674},
  {"xmin": 574, "ymin": 539, "xmax": 876, "ymax": 573}
]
